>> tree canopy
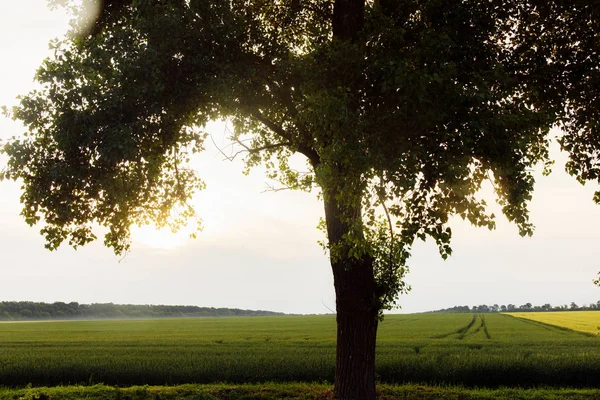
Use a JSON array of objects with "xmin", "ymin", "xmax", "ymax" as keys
[
  {"xmin": 2, "ymin": 1, "xmax": 599, "ymax": 398},
  {"xmin": 3, "ymin": 0, "xmax": 598, "ymax": 309}
]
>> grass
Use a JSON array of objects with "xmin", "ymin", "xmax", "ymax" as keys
[
  {"xmin": 0, "ymin": 313, "xmax": 598, "ymax": 388},
  {"xmin": 376, "ymin": 313, "xmax": 600, "ymax": 387},
  {"xmin": 509, "ymin": 311, "xmax": 600, "ymax": 335},
  {"xmin": 1, "ymin": 383, "xmax": 600, "ymax": 400}
]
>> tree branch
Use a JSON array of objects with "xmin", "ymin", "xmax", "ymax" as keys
[
  {"xmin": 210, "ymin": 134, "xmax": 292, "ymax": 162},
  {"xmin": 262, "ymin": 171, "xmax": 316, "ymax": 193},
  {"xmin": 253, "ymin": 112, "xmax": 321, "ymax": 166},
  {"xmin": 376, "ymin": 176, "xmax": 395, "ymax": 268},
  {"xmin": 233, "ymin": 137, "xmax": 292, "ymax": 155}
]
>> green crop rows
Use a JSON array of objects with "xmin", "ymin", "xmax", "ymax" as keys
[{"xmin": 0, "ymin": 313, "xmax": 598, "ymax": 388}]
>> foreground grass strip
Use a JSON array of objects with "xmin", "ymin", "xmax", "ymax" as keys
[
  {"xmin": 1, "ymin": 384, "xmax": 600, "ymax": 400},
  {"xmin": 508, "ymin": 311, "xmax": 600, "ymax": 336}
]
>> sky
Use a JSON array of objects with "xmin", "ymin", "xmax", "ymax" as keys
[{"xmin": 0, "ymin": 1, "xmax": 598, "ymax": 315}]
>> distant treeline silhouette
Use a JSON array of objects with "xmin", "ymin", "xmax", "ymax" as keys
[
  {"xmin": 0, "ymin": 301, "xmax": 286, "ymax": 320},
  {"xmin": 429, "ymin": 301, "xmax": 600, "ymax": 313}
]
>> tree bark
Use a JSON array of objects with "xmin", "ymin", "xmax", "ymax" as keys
[
  {"xmin": 328, "ymin": 2, "xmax": 376, "ymax": 398},
  {"xmin": 333, "ymin": 0, "xmax": 366, "ymax": 41},
  {"xmin": 323, "ymin": 192, "xmax": 380, "ymax": 400}
]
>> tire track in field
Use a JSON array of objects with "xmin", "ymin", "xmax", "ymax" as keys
[
  {"xmin": 462, "ymin": 314, "xmax": 492, "ymax": 340},
  {"xmin": 431, "ymin": 314, "xmax": 492, "ymax": 340},
  {"xmin": 482, "ymin": 315, "xmax": 492, "ymax": 339},
  {"xmin": 457, "ymin": 314, "xmax": 480, "ymax": 340},
  {"xmin": 430, "ymin": 314, "xmax": 477, "ymax": 339}
]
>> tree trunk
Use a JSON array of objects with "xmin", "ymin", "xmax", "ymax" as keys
[
  {"xmin": 332, "ymin": 256, "xmax": 379, "ymax": 400},
  {"xmin": 323, "ymin": 192, "xmax": 380, "ymax": 400},
  {"xmin": 333, "ymin": 0, "xmax": 365, "ymax": 41},
  {"xmin": 328, "ymin": 3, "xmax": 375, "ymax": 398}
]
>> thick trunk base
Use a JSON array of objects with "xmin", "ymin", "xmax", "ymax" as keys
[
  {"xmin": 334, "ymin": 298, "xmax": 379, "ymax": 400},
  {"xmin": 322, "ymin": 183, "xmax": 380, "ymax": 400}
]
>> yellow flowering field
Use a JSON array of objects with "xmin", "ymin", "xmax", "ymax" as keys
[{"xmin": 509, "ymin": 311, "xmax": 600, "ymax": 335}]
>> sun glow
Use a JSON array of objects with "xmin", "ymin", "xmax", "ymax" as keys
[{"xmin": 131, "ymin": 223, "xmax": 198, "ymax": 251}]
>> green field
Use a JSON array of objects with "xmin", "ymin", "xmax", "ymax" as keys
[
  {"xmin": 2, "ymin": 383, "xmax": 600, "ymax": 400},
  {"xmin": 0, "ymin": 313, "xmax": 598, "ymax": 388}
]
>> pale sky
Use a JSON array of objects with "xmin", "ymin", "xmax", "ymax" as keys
[{"xmin": 0, "ymin": 1, "xmax": 598, "ymax": 315}]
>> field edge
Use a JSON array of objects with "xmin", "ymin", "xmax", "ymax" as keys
[
  {"xmin": 504, "ymin": 311, "xmax": 600, "ymax": 336},
  {"xmin": 2, "ymin": 383, "xmax": 600, "ymax": 400}
]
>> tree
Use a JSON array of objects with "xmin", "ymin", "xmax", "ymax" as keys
[
  {"xmin": 1, "ymin": 0, "xmax": 599, "ymax": 398},
  {"xmin": 476, "ymin": 304, "xmax": 490, "ymax": 313},
  {"xmin": 520, "ymin": 303, "xmax": 533, "ymax": 311}
]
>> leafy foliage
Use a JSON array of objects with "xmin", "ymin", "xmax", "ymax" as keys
[
  {"xmin": 430, "ymin": 301, "xmax": 600, "ymax": 313},
  {"xmin": 1, "ymin": 0, "xmax": 599, "ymax": 310},
  {"xmin": 0, "ymin": 301, "xmax": 285, "ymax": 320}
]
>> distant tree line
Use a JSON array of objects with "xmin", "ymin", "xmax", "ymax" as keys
[
  {"xmin": 430, "ymin": 301, "xmax": 600, "ymax": 313},
  {"xmin": 0, "ymin": 302, "xmax": 286, "ymax": 321}
]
